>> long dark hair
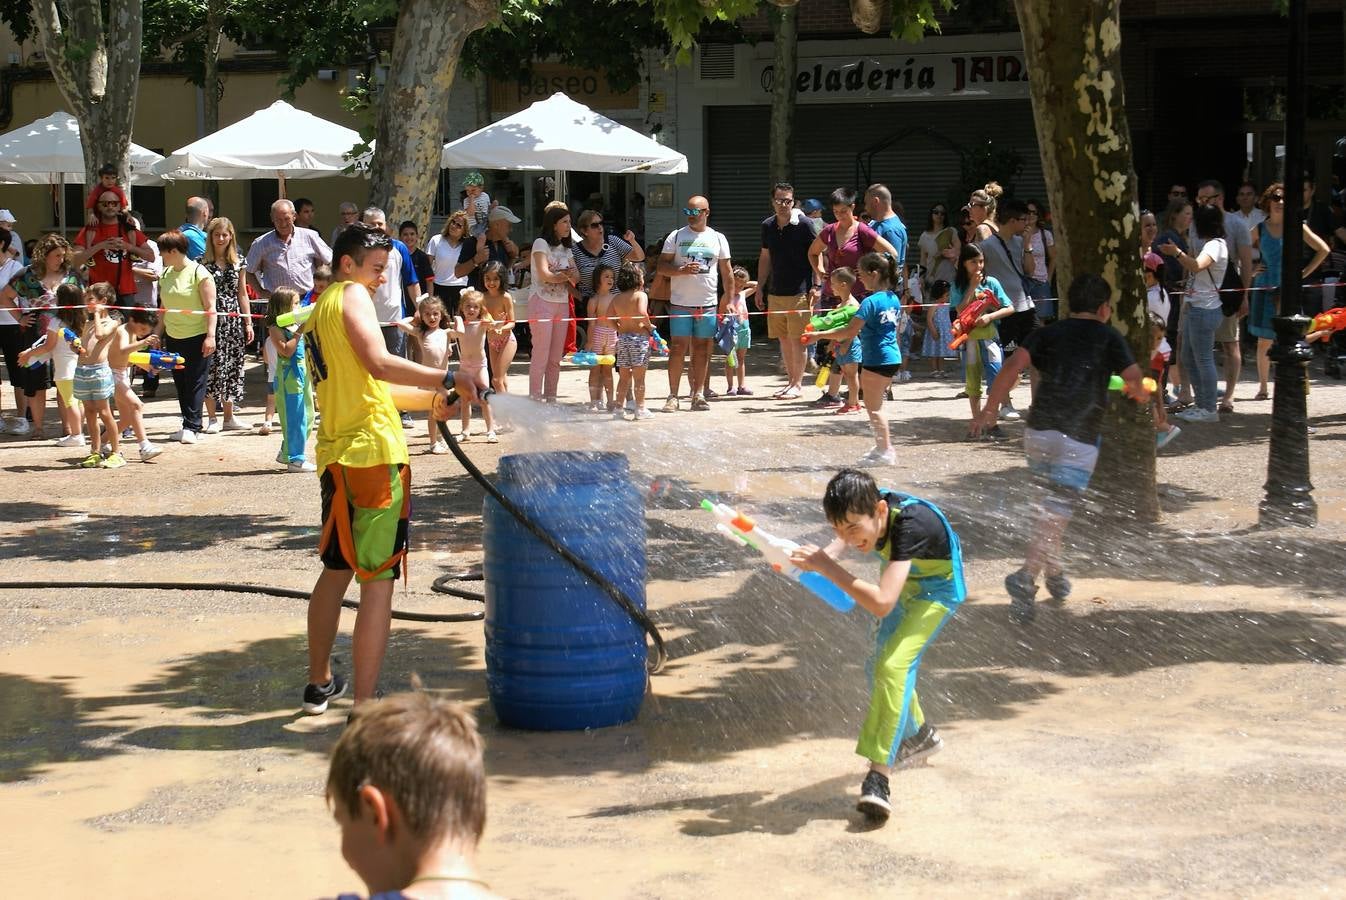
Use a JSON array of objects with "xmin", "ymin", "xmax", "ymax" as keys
[
  {"xmin": 925, "ymin": 203, "xmax": 949, "ymax": 234},
  {"xmin": 540, "ymin": 206, "xmax": 572, "ymax": 249},
  {"xmin": 1193, "ymin": 204, "xmax": 1225, "ymax": 241},
  {"xmin": 953, "ymin": 243, "xmax": 984, "ymax": 292}
]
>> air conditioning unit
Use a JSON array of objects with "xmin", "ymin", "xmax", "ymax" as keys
[{"xmin": 697, "ymin": 44, "xmax": 737, "ymax": 84}]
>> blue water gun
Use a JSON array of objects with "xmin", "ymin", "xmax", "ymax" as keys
[
  {"xmin": 648, "ymin": 328, "xmax": 669, "ymax": 356},
  {"xmin": 61, "ymin": 327, "xmax": 83, "ymax": 353},
  {"xmin": 570, "ymin": 351, "xmax": 615, "ymax": 367},
  {"xmin": 701, "ymin": 499, "xmax": 855, "ymax": 613},
  {"xmin": 129, "ymin": 350, "xmax": 186, "ymax": 371}
]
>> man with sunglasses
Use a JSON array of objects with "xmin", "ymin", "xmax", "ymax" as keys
[
  {"xmin": 758, "ymin": 182, "xmax": 815, "ymax": 399},
  {"xmin": 658, "ymin": 196, "xmax": 732, "ymax": 411}
]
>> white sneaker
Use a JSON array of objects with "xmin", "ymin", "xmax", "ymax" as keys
[
  {"xmin": 859, "ymin": 447, "xmax": 897, "ymax": 466},
  {"xmin": 203, "ymin": 419, "xmax": 222, "ymax": 434},
  {"xmin": 898, "ymin": 371, "xmax": 913, "ymax": 383},
  {"xmin": 101, "ymin": 443, "xmax": 112, "ymax": 457},
  {"xmin": 999, "ymin": 405, "xmax": 1021, "ymax": 422},
  {"xmin": 276, "ymin": 449, "xmax": 287, "ymax": 464},
  {"xmin": 8, "ymin": 418, "xmax": 31, "ymax": 436},
  {"xmin": 1175, "ymin": 407, "xmax": 1220, "ymax": 423},
  {"xmin": 635, "ymin": 407, "xmax": 655, "ymax": 420},
  {"xmin": 180, "ymin": 429, "xmax": 198, "ymax": 445},
  {"xmin": 55, "ymin": 433, "xmax": 86, "ymax": 448},
  {"xmin": 612, "ymin": 408, "xmax": 626, "ymax": 420},
  {"xmin": 287, "ymin": 460, "xmax": 318, "ymax": 473},
  {"xmin": 139, "ymin": 442, "xmax": 163, "ymax": 461},
  {"xmin": 430, "ymin": 440, "xmax": 448, "ymax": 454},
  {"xmin": 120, "ymin": 427, "xmax": 135, "ymax": 439},
  {"xmin": 221, "ymin": 418, "xmax": 250, "ymax": 431},
  {"xmin": 485, "ymin": 430, "xmax": 498, "ymax": 443}
]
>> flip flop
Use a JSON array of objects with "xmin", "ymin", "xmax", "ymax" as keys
[
  {"xmin": 1253, "ymin": 391, "xmax": 1269, "ymax": 401},
  {"xmin": 1219, "ymin": 403, "xmax": 1234, "ymax": 414},
  {"xmin": 779, "ymin": 386, "xmax": 802, "ymax": 400}
]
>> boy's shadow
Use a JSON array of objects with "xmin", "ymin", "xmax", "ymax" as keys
[{"xmin": 585, "ymin": 773, "xmax": 886, "ymax": 836}]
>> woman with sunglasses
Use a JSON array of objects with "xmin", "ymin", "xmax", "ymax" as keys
[
  {"xmin": 425, "ymin": 210, "xmax": 474, "ymax": 320},
  {"xmin": 967, "ymin": 182, "xmax": 1002, "ymax": 242},
  {"xmin": 1247, "ymin": 182, "xmax": 1331, "ymax": 399},
  {"xmin": 918, "ymin": 204, "xmax": 959, "ymax": 289},
  {"xmin": 572, "ymin": 209, "xmax": 645, "ymax": 361},
  {"xmin": 1022, "ymin": 201, "xmax": 1056, "ymax": 322}
]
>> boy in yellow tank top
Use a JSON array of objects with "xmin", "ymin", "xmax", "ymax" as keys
[{"xmin": 301, "ymin": 224, "xmax": 478, "ymax": 715}]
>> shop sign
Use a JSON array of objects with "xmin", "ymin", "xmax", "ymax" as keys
[
  {"xmin": 491, "ymin": 64, "xmax": 640, "ymax": 115},
  {"xmin": 755, "ymin": 52, "xmax": 1030, "ymax": 102}
]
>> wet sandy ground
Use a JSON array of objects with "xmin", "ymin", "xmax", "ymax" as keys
[{"xmin": 3, "ymin": 351, "xmax": 1346, "ymax": 898}]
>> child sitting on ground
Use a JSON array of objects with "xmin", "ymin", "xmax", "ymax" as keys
[
  {"xmin": 610, "ymin": 262, "xmax": 655, "ymax": 421},
  {"xmin": 722, "ymin": 265, "xmax": 756, "ymax": 396},
  {"xmin": 327, "ymin": 691, "xmax": 500, "ymax": 900},
  {"xmin": 586, "ymin": 264, "xmax": 618, "ymax": 412},
  {"xmin": 73, "ymin": 285, "xmax": 125, "ymax": 468},
  {"xmin": 789, "ymin": 468, "xmax": 966, "ymax": 824},
  {"xmin": 396, "ymin": 296, "xmax": 454, "ymax": 453},
  {"xmin": 18, "ymin": 283, "xmax": 87, "ymax": 447},
  {"xmin": 972, "ymin": 274, "xmax": 1146, "ymax": 625},
  {"xmin": 110, "ymin": 307, "xmax": 164, "ymax": 461}
]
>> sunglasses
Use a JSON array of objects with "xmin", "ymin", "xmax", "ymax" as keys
[
  {"xmin": 683, "ymin": 207, "xmax": 707, "ymax": 216},
  {"xmin": 1270, "ymin": 193, "xmax": 1285, "ymax": 202},
  {"xmin": 772, "ymin": 198, "xmax": 794, "ymax": 207},
  {"xmin": 584, "ymin": 222, "xmax": 604, "ymax": 230}
]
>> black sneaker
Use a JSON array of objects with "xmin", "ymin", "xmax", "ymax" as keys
[
  {"xmin": 302, "ymin": 674, "xmax": 348, "ymax": 714},
  {"xmin": 1044, "ymin": 571, "xmax": 1072, "ymax": 602},
  {"xmin": 812, "ymin": 393, "xmax": 842, "ymax": 409},
  {"xmin": 1005, "ymin": 569, "xmax": 1038, "ymax": 625},
  {"xmin": 856, "ymin": 770, "xmax": 892, "ymax": 822},
  {"xmin": 896, "ymin": 724, "xmax": 944, "ymax": 769}
]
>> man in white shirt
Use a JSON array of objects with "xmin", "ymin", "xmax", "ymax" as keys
[{"xmin": 657, "ymin": 195, "xmax": 732, "ymax": 412}]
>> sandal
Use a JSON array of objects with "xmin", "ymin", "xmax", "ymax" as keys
[
  {"xmin": 1218, "ymin": 403, "xmax": 1234, "ymax": 414},
  {"xmin": 1253, "ymin": 390, "xmax": 1269, "ymax": 401},
  {"xmin": 778, "ymin": 386, "xmax": 802, "ymax": 400}
]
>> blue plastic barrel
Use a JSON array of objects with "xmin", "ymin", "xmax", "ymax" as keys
[{"xmin": 483, "ymin": 451, "xmax": 647, "ymax": 730}]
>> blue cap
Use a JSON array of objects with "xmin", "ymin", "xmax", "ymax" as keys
[{"xmin": 801, "ymin": 199, "xmax": 824, "ymax": 214}]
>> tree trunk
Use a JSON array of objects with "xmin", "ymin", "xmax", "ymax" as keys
[
  {"xmin": 1014, "ymin": 0, "xmax": 1158, "ymax": 522},
  {"xmin": 202, "ymin": 2, "xmax": 223, "ymax": 211},
  {"xmin": 766, "ymin": 2, "xmax": 798, "ymax": 189},
  {"xmin": 369, "ymin": 0, "xmax": 502, "ymax": 230},
  {"xmin": 31, "ymin": 0, "xmax": 143, "ymax": 191}
]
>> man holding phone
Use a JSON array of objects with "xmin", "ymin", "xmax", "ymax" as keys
[{"xmin": 658, "ymin": 195, "xmax": 732, "ymax": 412}]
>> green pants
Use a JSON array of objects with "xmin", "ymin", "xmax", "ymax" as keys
[{"xmin": 856, "ymin": 597, "xmax": 953, "ymax": 767}]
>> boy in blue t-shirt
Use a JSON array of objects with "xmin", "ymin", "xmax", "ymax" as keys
[
  {"xmin": 791, "ymin": 468, "xmax": 966, "ymax": 824},
  {"xmin": 972, "ymin": 274, "xmax": 1146, "ymax": 624}
]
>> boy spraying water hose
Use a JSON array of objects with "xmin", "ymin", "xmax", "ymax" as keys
[{"xmin": 789, "ymin": 469, "xmax": 966, "ymax": 824}]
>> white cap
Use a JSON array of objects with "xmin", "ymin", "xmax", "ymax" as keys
[
  {"xmin": 488, "ymin": 206, "xmax": 521, "ymax": 224},
  {"xmin": 0, "ymin": 209, "xmax": 16, "ymax": 224}
]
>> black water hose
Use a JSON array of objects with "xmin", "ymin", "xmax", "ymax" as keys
[
  {"xmin": 436, "ymin": 415, "xmax": 667, "ymax": 674},
  {"xmin": 0, "ymin": 579, "xmax": 484, "ymax": 623}
]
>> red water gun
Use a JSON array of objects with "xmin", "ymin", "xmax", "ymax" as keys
[
  {"xmin": 1308, "ymin": 307, "xmax": 1346, "ymax": 342},
  {"xmin": 948, "ymin": 288, "xmax": 1000, "ymax": 351}
]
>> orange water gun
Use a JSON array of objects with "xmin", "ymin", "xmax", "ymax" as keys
[
  {"xmin": 1308, "ymin": 307, "xmax": 1346, "ymax": 342},
  {"xmin": 948, "ymin": 288, "xmax": 1000, "ymax": 351}
]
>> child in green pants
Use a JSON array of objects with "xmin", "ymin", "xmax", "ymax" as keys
[{"xmin": 791, "ymin": 469, "xmax": 966, "ymax": 823}]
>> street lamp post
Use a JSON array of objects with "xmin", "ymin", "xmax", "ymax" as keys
[{"xmin": 1259, "ymin": 0, "xmax": 1316, "ymax": 527}]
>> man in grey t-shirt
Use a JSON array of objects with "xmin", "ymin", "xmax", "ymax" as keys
[{"xmin": 1192, "ymin": 180, "xmax": 1252, "ymax": 409}]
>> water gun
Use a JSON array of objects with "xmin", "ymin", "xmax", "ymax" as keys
[
  {"xmin": 1108, "ymin": 374, "xmax": 1157, "ymax": 401},
  {"xmin": 569, "ymin": 351, "xmax": 615, "ymax": 367},
  {"xmin": 21, "ymin": 333, "xmax": 49, "ymax": 367},
  {"xmin": 1308, "ymin": 307, "xmax": 1346, "ymax": 341},
  {"xmin": 701, "ymin": 499, "xmax": 855, "ymax": 613},
  {"xmin": 801, "ymin": 305, "xmax": 857, "ymax": 343},
  {"xmin": 61, "ymin": 328, "xmax": 83, "ymax": 354},
  {"xmin": 129, "ymin": 350, "xmax": 186, "ymax": 371},
  {"xmin": 276, "ymin": 304, "xmax": 315, "ymax": 329},
  {"xmin": 648, "ymin": 328, "xmax": 669, "ymax": 356},
  {"xmin": 948, "ymin": 289, "xmax": 1001, "ymax": 351}
]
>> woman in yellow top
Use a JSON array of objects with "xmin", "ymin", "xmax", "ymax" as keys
[
  {"xmin": 301, "ymin": 224, "xmax": 477, "ymax": 715},
  {"xmin": 157, "ymin": 230, "xmax": 217, "ymax": 444}
]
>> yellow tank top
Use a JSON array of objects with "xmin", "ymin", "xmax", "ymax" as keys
[{"xmin": 306, "ymin": 281, "xmax": 409, "ymax": 471}]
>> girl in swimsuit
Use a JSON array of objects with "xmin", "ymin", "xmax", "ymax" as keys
[
  {"xmin": 449, "ymin": 290, "xmax": 497, "ymax": 443},
  {"xmin": 480, "ymin": 260, "xmax": 516, "ymax": 395},
  {"xmin": 585, "ymin": 264, "xmax": 618, "ymax": 412}
]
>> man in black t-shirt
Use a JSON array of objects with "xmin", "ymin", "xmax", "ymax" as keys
[{"xmin": 973, "ymin": 274, "xmax": 1146, "ymax": 625}]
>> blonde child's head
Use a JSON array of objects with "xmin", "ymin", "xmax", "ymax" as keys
[
  {"xmin": 592, "ymin": 264, "xmax": 615, "ymax": 296},
  {"xmin": 312, "ymin": 264, "xmax": 334, "ymax": 295},
  {"xmin": 458, "ymin": 290, "xmax": 491, "ymax": 323},
  {"xmin": 829, "ymin": 266, "xmax": 857, "ymax": 299},
  {"xmin": 480, "ymin": 261, "xmax": 507, "ymax": 295},
  {"xmin": 267, "ymin": 287, "xmax": 300, "ymax": 328},
  {"xmin": 54, "ymin": 283, "xmax": 88, "ymax": 333},
  {"xmin": 416, "ymin": 296, "xmax": 448, "ymax": 331},
  {"xmin": 327, "ymin": 692, "xmax": 487, "ymax": 891},
  {"xmin": 732, "ymin": 265, "xmax": 750, "ymax": 289}
]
